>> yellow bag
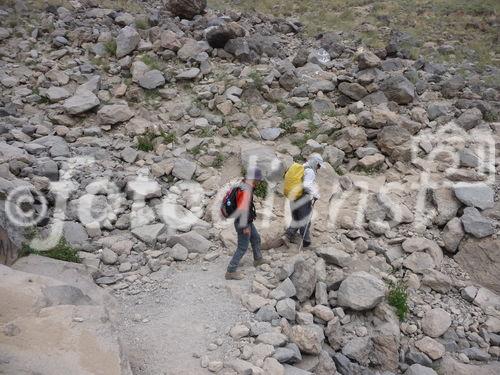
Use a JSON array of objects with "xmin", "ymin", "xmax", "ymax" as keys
[{"xmin": 284, "ymin": 163, "xmax": 305, "ymax": 200}]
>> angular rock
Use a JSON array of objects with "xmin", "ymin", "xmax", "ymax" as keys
[
  {"xmin": 63, "ymin": 89, "xmax": 100, "ymax": 115},
  {"xmin": 206, "ymin": 22, "xmax": 245, "ymax": 48},
  {"xmin": 315, "ymin": 247, "xmax": 350, "ymax": 267},
  {"xmin": 116, "ymin": 26, "xmax": 140, "ymax": 58},
  {"xmin": 456, "ymin": 108, "xmax": 482, "ymax": 130},
  {"xmin": 437, "ymin": 355, "xmax": 500, "ymax": 375},
  {"xmin": 170, "ymin": 243, "xmax": 188, "ymax": 261},
  {"xmin": 276, "ymin": 298, "xmax": 296, "ymax": 321},
  {"xmin": 290, "ymin": 259, "xmax": 317, "ymax": 302},
  {"xmin": 97, "ymin": 104, "xmax": 134, "ymax": 125},
  {"xmin": 455, "ymin": 237, "xmax": 500, "ymax": 294},
  {"xmin": 139, "ymin": 70, "xmax": 165, "ymax": 89},
  {"xmin": 415, "ymin": 336, "xmax": 445, "ymax": 360},
  {"xmin": 461, "ymin": 207, "xmax": 496, "ymax": 238},
  {"xmin": 131, "ymin": 223, "xmax": 166, "ymax": 245},
  {"xmin": 167, "ymin": 0, "xmax": 207, "ymax": 20},
  {"xmin": 357, "ymin": 50, "xmax": 381, "ymax": 69},
  {"xmin": 342, "ymin": 337, "xmax": 373, "ymax": 366},
  {"xmin": 432, "ymin": 187, "xmax": 461, "ymax": 226},
  {"xmin": 453, "ymin": 183, "xmax": 495, "ymax": 210},
  {"xmin": 442, "ymin": 217, "xmax": 464, "ymax": 253},
  {"xmin": 381, "ymin": 74, "xmax": 416, "ymax": 104},
  {"xmin": 338, "ymin": 82, "xmax": 368, "ymax": 101},
  {"xmin": 270, "ymin": 278, "xmax": 297, "ymax": 300},
  {"xmin": 172, "ymin": 158, "xmax": 196, "ymax": 180},
  {"xmin": 168, "ymin": 231, "xmax": 211, "ymax": 253},
  {"xmin": 337, "ymin": 271, "xmax": 386, "ymax": 311},
  {"xmin": 405, "ymin": 364, "xmax": 438, "ymax": 375},
  {"xmin": 283, "ymin": 323, "xmax": 324, "ymax": 355}
]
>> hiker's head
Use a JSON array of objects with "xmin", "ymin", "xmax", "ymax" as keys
[
  {"xmin": 245, "ymin": 167, "xmax": 263, "ymax": 187},
  {"xmin": 307, "ymin": 153, "xmax": 324, "ymax": 171}
]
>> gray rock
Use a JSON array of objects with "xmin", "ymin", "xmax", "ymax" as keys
[
  {"xmin": 323, "ymin": 145, "xmax": 345, "ymax": 168},
  {"xmin": 342, "ymin": 337, "xmax": 373, "ymax": 366},
  {"xmin": 381, "ymin": 74, "xmax": 416, "ymax": 104},
  {"xmin": 273, "ymin": 346, "xmax": 301, "ymax": 364},
  {"xmin": 276, "ymin": 298, "xmax": 296, "ymax": 321},
  {"xmin": 170, "ymin": 243, "xmax": 188, "ymax": 261},
  {"xmin": 315, "ymin": 282, "xmax": 328, "ymax": 306},
  {"xmin": 427, "ymin": 101, "xmax": 452, "ymax": 120},
  {"xmin": 120, "ymin": 147, "xmax": 138, "ymax": 163},
  {"xmin": 34, "ymin": 158, "xmax": 58, "ymax": 181},
  {"xmin": 131, "ymin": 223, "xmax": 166, "ymax": 245},
  {"xmin": 442, "ymin": 217, "xmax": 464, "ymax": 253},
  {"xmin": 116, "ymin": 26, "xmax": 140, "ymax": 58},
  {"xmin": 316, "ymin": 247, "xmax": 351, "ymax": 267},
  {"xmin": 404, "ymin": 364, "xmax": 438, "ymax": 375},
  {"xmin": 308, "ymin": 48, "xmax": 330, "ymax": 67},
  {"xmin": 176, "ymin": 68, "xmax": 200, "ymax": 80},
  {"xmin": 315, "ymin": 350, "xmax": 337, "ymax": 375},
  {"xmin": 63, "ymin": 89, "xmax": 100, "ymax": 115},
  {"xmin": 358, "ymin": 50, "xmax": 381, "ymax": 69},
  {"xmin": 460, "ymin": 286, "xmax": 478, "ymax": 302},
  {"xmin": 256, "ymin": 332, "xmax": 288, "ymax": 347},
  {"xmin": 456, "ymin": 237, "xmax": 500, "ymax": 294},
  {"xmin": 403, "ymin": 252, "xmax": 436, "ymax": 273},
  {"xmin": 270, "ymin": 278, "xmax": 297, "ymax": 300},
  {"xmin": 338, "ymin": 82, "xmax": 368, "ymax": 101},
  {"xmin": 101, "ymin": 248, "xmax": 118, "ymax": 265},
  {"xmin": 139, "ymin": 70, "xmax": 165, "ymax": 89},
  {"xmin": 126, "ymin": 179, "xmax": 161, "ymax": 200},
  {"xmin": 453, "ymin": 183, "xmax": 495, "ymax": 210},
  {"xmin": 290, "ymin": 259, "xmax": 317, "ymax": 302},
  {"xmin": 456, "ymin": 108, "xmax": 482, "ymax": 130},
  {"xmin": 461, "ymin": 207, "xmax": 496, "ymax": 238},
  {"xmin": 337, "ymin": 271, "xmax": 386, "ymax": 311},
  {"xmin": 98, "ymin": 104, "xmax": 134, "ymax": 125},
  {"xmin": 421, "ymin": 269, "xmax": 453, "ymax": 293},
  {"xmin": 63, "ymin": 221, "xmax": 89, "ymax": 248},
  {"xmin": 41, "ymin": 285, "xmax": 91, "ymax": 306},
  {"xmin": 461, "ymin": 348, "xmax": 490, "ymax": 361},
  {"xmin": 46, "ymin": 86, "xmax": 71, "ymax": 102},
  {"xmin": 172, "ymin": 158, "xmax": 196, "ymax": 180},
  {"xmin": 206, "ymin": 22, "xmax": 245, "ymax": 48},
  {"xmin": 377, "ymin": 125, "xmax": 412, "ymax": 161},
  {"xmin": 256, "ymin": 305, "xmax": 280, "ymax": 322},
  {"xmin": 168, "ymin": 231, "xmax": 211, "ymax": 253},
  {"xmin": 421, "ymin": 308, "xmax": 451, "ymax": 338},
  {"xmin": 437, "ymin": 355, "xmax": 500, "ymax": 375},
  {"xmin": 283, "ymin": 322, "xmax": 324, "ymax": 355},
  {"xmin": 260, "ymin": 127, "xmax": 283, "ymax": 141},
  {"xmin": 283, "ymin": 364, "xmax": 312, "ymax": 375},
  {"xmin": 432, "ymin": 187, "xmax": 461, "ymax": 226}
]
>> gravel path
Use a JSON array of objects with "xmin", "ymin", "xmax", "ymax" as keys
[{"xmin": 113, "ymin": 254, "xmax": 255, "ymax": 375}]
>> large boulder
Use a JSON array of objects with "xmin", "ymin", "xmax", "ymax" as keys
[
  {"xmin": 205, "ymin": 22, "xmax": 245, "ymax": 48},
  {"xmin": 455, "ymin": 237, "xmax": 500, "ymax": 293},
  {"xmin": 167, "ymin": 0, "xmax": 207, "ymax": 19},
  {"xmin": 337, "ymin": 271, "xmax": 386, "ymax": 311},
  {"xmin": 442, "ymin": 217, "xmax": 465, "ymax": 253},
  {"xmin": 381, "ymin": 74, "xmax": 416, "ymax": 104},
  {"xmin": 282, "ymin": 321, "xmax": 324, "ymax": 355},
  {"xmin": 437, "ymin": 355, "xmax": 500, "ymax": 375},
  {"xmin": 63, "ymin": 89, "xmax": 100, "ymax": 115},
  {"xmin": 377, "ymin": 125, "xmax": 412, "ymax": 162},
  {"xmin": 453, "ymin": 183, "xmax": 495, "ymax": 210},
  {"xmin": 116, "ymin": 26, "xmax": 140, "ymax": 58},
  {"xmin": 0, "ymin": 263, "xmax": 131, "ymax": 375},
  {"xmin": 167, "ymin": 231, "xmax": 212, "ymax": 253},
  {"xmin": 421, "ymin": 308, "xmax": 451, "ymax": 338},
  {"xmin": 97, "ymin": 104, "xmax": 134, "ymax": 125},
  {"xmin": 290, "ymin": 258, "xmax": 317, "ymax": 302},
  {"xmin": 461, "ymin": 207, "xmax": 496, "ymax": 238}
]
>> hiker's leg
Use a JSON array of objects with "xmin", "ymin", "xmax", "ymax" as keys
[
  {"xmin": 227, "ymin": 222, "xmax": 250, "ymax": 272},
  {"xmin": 298, "ymin": 199, "xmax": 313, "ymax": 243},
  {"xmin": 249, "ymin": 223, "xmax": 262, "ymax": 260},
  {"xmin": 286, "ymin": 200, "xmax": 300, "ymax": 238}
]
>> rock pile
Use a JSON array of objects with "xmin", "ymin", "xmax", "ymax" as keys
[{"xmin": 0, "ymin": 0, "xmax": 499, "ymax": 374}]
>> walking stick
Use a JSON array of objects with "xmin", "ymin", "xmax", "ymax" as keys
[{"xmin": 298, "ymin": 198, "xmax": 317, "ymax": 252}]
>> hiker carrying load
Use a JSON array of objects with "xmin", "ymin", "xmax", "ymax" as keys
[
  {"xmin": 282, "ymin": 153, "xmax": 323, "ymax": 249},
  {"xmin": 221, "ymin": 167, "xmax": 266, "ymax": 280}
]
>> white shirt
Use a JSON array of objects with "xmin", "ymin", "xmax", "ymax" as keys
[{"xmin": 303, "ymin": 166, "xmax": 320, "ymax": 199}]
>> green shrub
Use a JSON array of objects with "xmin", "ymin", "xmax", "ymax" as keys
[
  {"xmin": 212, "ymin": 153, "xmax": 225, "ymax": 168},
  {"xmin": 254, "ymin": 180, "xmax": 268, "ymax": 199},
  {"xmin": 104, "ymin": 40, "xmax": 117, "ymax": 56},
  {"xmin": 137, "ymin": 132, "xmax": 155, "ymax": 152},
  {"xmin": 388, "ymin": 280, "xmax": 409, "ymax": 321},
  {"xmin": 22, "ymin": 238, "xmax": 80, "ymax": 263},
  {"xmin": 135, "ymin": 19, "xmax": 149, "ymax": 30}
]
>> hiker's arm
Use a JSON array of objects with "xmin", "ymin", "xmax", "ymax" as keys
[{"xmin": 303, "ymin": 168, "xmax": 320, "ymax": 200}]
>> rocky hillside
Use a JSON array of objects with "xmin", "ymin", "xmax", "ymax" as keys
[{"xmin": 0, "ymin": 0, "xmax": 499, "ymax": 374}]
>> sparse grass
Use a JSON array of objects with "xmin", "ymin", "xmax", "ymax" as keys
[
  {"xmin": 484, "ymin": 111, "xmax": 499, "ymax": 123},
  {"xmin": 254, "ymin": 180, "xmax": 268, "ymax": 199},
  {"xmin": 387, "ymin": 280, "xmax": 408, "ymax": 321},
  {"xmin": 280, "ymin": 119, "xmax": 295, "ymax": 135},
  {"xmin": 248, "ymin": 70, "xmax": 264, "ymax": 89},
  {"xmin": 21, "ymin": 238, "xmax": 80, "ymax": 263},
  {"xmin": 212, "ymin": 153, "xmax": 225, "ymax": 168},
  {"xmin": 209, "ymin": 0, "xmax": 500, "ymax": 67},
  {"xmin": 189, "ymin": 144, "xmax": 203, "ymax": 156},
  {"xmin": 135, "ymin": 18, "xmax": 149, "ymax": 30},
  {"xmin": 136, "ymin": 132, "xmax": 155, "ymax": 152},
  {"xmin": 198, "ymin": 127, "xmax": 215, "ymax": 138},
  {"xmin": 104, "ymin": 40, "xmax": 117, "ymax": 56},
  {"xmin": 141, "ymin": 55, "xmax": 163, "ymax": 70},
  {"xmin": 159, "ymin": 130, "xmax": 176, "ymax": 144}
]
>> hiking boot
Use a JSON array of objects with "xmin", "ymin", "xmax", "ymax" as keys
[
  {"xmin": 225, "ymin": 271, "xmax": 244, "ymax": 280},
  {"xmin": 303, "ymin": 240, "xmax": 312, "ymax": 248},
  {"xmin": 253, "ymin": 258, "xmax": 266, "ymax": 267}
]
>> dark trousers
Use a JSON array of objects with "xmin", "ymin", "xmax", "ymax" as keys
[
  {"xmin": 227, "ymin": 222, "xmax": 262, "ymax": 272},
  {"xmin": 286, "ymin": 198, "xmax": 313, "ymax": 243}
]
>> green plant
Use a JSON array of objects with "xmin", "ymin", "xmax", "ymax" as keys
[
  {"xmin": 254, "ymin": 180, "xmax": 268, "ymax": 199},
  {"xmin": 189, "ymin": 144, "xmax": 203, "ymax": 156},
  {"xmin": 104, "ymin": 40, "xmax": 117, "ymax": 56},
  {"xmin": 212, "ymin": 153, "xmax": 225, "ymax": 168},
  {"xmin": 248, "ymin": 70, "xmax": 264, "ymax": 89},
  {"xmin": 21, "ymin": 238, "xmax": 80, "ymax": 263},
  {"xmin": 280, "ymin": 119, "xmax": 295, "ymax": 135},
  {"xmin": 198, "ymin": 127, "xmax": 215, "ymax": 138},
  {"xmin": 135, "ymin": 19, "xmax": 149, "ymax": 30},
  {"xmin": 159, "ymin": 130, "xmax": 176, "ymax": 144},
  {"xmin": 141, "ymin": 55, "xmax": 163, "ymax": 70},
  {"xmin": 388, "ymin": 280, "xmax": 409, "ymax": 321},
  {"xmin": 484, "ymin": 110, "xmax": 498, "ymax": 123},
  {"xmin": 136, "ymin": 132, "xmax": 155, "ymax": 152}
]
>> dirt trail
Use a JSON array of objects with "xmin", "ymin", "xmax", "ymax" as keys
[{"xmin": 114, "ymin": 253, "xmax": 255, "ymax": 375}]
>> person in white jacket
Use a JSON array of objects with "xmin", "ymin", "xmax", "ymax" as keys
[{"xmin": 283, "ymin": 153, "xmax": 323, "ymax": 248}]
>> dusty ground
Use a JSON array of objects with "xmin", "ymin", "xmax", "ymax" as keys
[{"xmin": 114, "ymin": 253, "xmax": 257, "ymax": 375}]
